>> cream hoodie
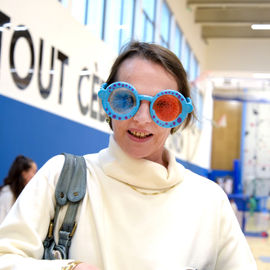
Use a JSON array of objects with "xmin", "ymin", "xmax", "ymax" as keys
[
  {"xmin": 0, "ymin": 136, "xmax": 256, "ymax": 270},
  {"xmin": 0, "ymin": 185, "xmax": 14, "ymax": 224}
]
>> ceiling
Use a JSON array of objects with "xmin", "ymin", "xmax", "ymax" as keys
[{"xmin": 186, "ymin": 0, "xmax": 270, "ymax": 39}]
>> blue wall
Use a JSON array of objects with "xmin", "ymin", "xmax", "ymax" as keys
[
  {"xmin": 1, "ymin": 95, "xmax": 236, "ymax": 188},
  {"xmin": 177, "ymin": 159, "xmax": 209, "ymax": 178},
  {"xmin": 0, "ymin": 95, "xmax": 110, "ymax": 184}
]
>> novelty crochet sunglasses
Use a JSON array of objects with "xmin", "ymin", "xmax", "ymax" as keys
[{"xmin": 98, "ymin": 81, "xmax": 193, "ymax": 128}]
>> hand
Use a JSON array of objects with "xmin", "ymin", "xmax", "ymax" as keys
[{"xmin": 74, "ymin": 262, "xmax": 100, "ymax": 270}]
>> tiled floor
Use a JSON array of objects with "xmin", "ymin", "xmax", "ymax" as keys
[
  {"xmin": 247, "ymin": 235, "xmax": 270, "ymax": 270},
  {"xmin": 244, "ymin": 213, "xmax": 270, "ymax": 270}
]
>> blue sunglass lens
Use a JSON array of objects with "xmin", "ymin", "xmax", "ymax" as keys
[{"xmin": 109, "ymin": 88, "xmax": 136, "ymax": 114}]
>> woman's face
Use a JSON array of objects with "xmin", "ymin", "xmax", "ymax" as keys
[
  {"xmin": 112, "ymin": 57, "xmax": 178, "ymax": 166},
  {"xmin": 22, "ymin": 162, "xmax": 37, "ymax": 185}
]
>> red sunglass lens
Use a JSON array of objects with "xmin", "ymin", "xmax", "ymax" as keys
[{"xmin": 153, "ymin": 95, "xmax": 182, "ymax": 121}]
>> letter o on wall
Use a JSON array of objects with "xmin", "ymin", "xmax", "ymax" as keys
[{"xmin": 9, "ymin": 25, "xmax": 35, "ymax": 89}]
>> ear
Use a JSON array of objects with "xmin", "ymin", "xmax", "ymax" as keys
[{"xmin": 21, "ymin": 170, "xmax": 28, "ymax": 184}]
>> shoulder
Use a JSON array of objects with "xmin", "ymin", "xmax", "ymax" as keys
[
  {"xmin": 25, "ymin": 154, "xmax": 66, "ymax": 191},
  {"xmin": 184, "ymin": 168, "xmax": 220, "ymax": 188},
  {"xmin": 0, "ymin": 185, "xmax": 12, "ymax": 194},
  {"xmin": 83, "ymin": 153, "xmax": 99, "ymax": 161},
  {"xmin": 42, "ymin": 154, "xmax": 66, "ymax": 171},
  {"xmin": 37, "ymin": 153, "xmax": 100, "ymax": 187},
  {"xmin": 0, "ymin": 186, "xmax": 14, "ymax": 202},
  {"xmin": 83, "ymin": 153, "xmax": 100, "ymax": 168},
  {"xmin": 181, "ymin": 167, "xmax": 227, "ymax": 201}
]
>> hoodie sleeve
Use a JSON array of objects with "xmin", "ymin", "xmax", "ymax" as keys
[{"xmin": 0, "ymin": 155, "xmax": 74, "ymax": 270}]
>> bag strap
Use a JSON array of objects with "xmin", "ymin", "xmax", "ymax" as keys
[{"xmin": 43, "ymin": 153, "xmax": 87, "ymax": 260}]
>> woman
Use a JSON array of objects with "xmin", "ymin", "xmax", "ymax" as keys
[
  {"xmin": 0, "ymin": 42, "xmax": 256, "ymax": 270},
  {"xmin": 0, "ymin": 155, "xmax": 37, "ymax": 223}
]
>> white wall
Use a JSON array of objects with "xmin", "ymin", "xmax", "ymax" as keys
[
  {"xmin": 0, "ymin": 0, "xmax": 115, "ymax": 133},
  {"xmin": 0, "ymin": 0, "xmax": 217, "ymax": 172},
  {"xmin": 167, "ymin": 0, "xmax": 207, "ymax": 72},
  {"xmin": 206, "ymin": 39, "xmax": 270, "ymax": 73}
]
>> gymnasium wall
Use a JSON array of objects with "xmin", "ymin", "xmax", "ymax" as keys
[
  {"xmin": 0, "ymin": 0, "xmax": 213, "ymax": 184},
  {"xmin": 0, "ymin": 0, "xmax": 114, "ymax": 182}
]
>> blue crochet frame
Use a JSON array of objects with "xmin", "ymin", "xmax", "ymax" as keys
[{"xmin": 98, "ymin": 81, "xmax": 193, "ymax": 128}]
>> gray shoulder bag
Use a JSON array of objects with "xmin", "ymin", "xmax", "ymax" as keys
[{"xmin": 43, "ymin": 153, "xmax": 87, "ymax": 260}]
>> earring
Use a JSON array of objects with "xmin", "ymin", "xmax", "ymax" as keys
[
  {"xmin": 171, "ymin": 126, "xmax": 179, "ymax": 134},
  {"xmin": 105, "ymin": 116, "xmax": 113, "ymax": 130},
  {"xmin": 105, "ymin": 117, "xmax": 111, "ymax": 125}
]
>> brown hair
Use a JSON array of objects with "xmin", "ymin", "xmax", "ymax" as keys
[
  {"xmin": 0, "ymin": 155, "xmax": 35, "ymax": 199},
  {"xmin": 105, "ymin": 41, "xmax": 195, "ymax": 133}
]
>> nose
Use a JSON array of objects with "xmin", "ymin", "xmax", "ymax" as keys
[{"xmin": 133, "ymin": 101, "xmax": 152, "ymax": 124}]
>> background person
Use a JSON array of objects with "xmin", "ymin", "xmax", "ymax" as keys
[
  {"xmin": 0, "ymin": 155, "xmax": 37, "ymax": 223},
  {"xmin": 0, "ymin": 42, "xmax": 256, "ymax": 270}
]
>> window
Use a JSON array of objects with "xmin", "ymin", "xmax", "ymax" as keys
[
  {"xmin": 119, "ymin": 0, "xmax": 135, "ymax": 49},
  {"xmin": 182, "ymin": 39, "xmax": 191, "ymax": 77},
  {"xmin": 189, "ymin": 52, "xmax": 199, "ymax": 81},
  {"xmin": 173, "ymin": 24, "xmax": 182, "ymax": 59},
  {"xmin": 85, "ymin": 0, "xmax": 105, "ymax": 39},
  {"xmin": 104, "ymin": 0, "xmax": 122, "ymax": 51},
  {"xmin": 71, "ymin": 0, "xmax": 86, "ymax": 24},
  {"xmin": 104, "ymin": 0, "xmax": 134, "ymax": 52},
  {"xmin": 59, "ymin": 0, "xmax": 69, "ymax": 8},
  {"xmin": 66, "ymin": 0, "xmax": 200, "ymax": 76},
  {"xmin": 191, "ymin": 86, "xmax": 203, "ymax": 130},
  {"xmin": 160, "ymin": 1, "xmax": 171, "ymax": 48},
  {"xmin": 142, "ymin": 0, "xmax": 156, "ymax": 42}
]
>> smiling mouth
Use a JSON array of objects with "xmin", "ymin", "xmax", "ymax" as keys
[{"xmin": 128, "ymin": 130, "xmax": 153, "ymax": 139}]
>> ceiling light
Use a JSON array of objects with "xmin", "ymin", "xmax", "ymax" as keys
[
  {"xmin": 251, "ymin": 24, "xmax": 270, "ymax": 30},
  {"xmin": 253, "ymin": 73, "xmax": 270, "ymax": 79}
]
